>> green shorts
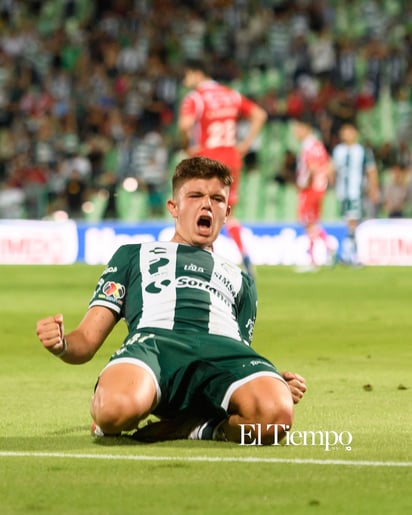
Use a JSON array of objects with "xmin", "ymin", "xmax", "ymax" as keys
[{"xmin": 102, "ymin": 328, "xmax": 283, "ymax": 419}]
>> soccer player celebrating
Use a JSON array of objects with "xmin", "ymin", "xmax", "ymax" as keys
[
  {"xmin": 36, "ymin": 156, "xmax": 306, "ymax": 445},
  {"xmin": 178, "ymin": 59, "xmax": 268, "ymax": 276}
]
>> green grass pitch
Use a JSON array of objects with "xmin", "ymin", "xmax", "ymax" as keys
[{"xmin": 1, "ymin": 264, "xmax": 411, "ymax": 514}]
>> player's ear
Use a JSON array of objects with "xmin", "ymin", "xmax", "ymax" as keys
[
  {"xmin": 167, "ymin": 199, "xmax": 178, "ymax": 218},
  {"xmin": 225, "ymin": 204, "xmax": 231, "ymax": 222}
]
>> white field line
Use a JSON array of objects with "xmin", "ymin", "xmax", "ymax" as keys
[{"xmin": 0, "ymin": 451, "xmax": 411, "ymax": 467}]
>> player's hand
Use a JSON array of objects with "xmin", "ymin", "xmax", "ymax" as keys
[
  {"xmin": 236, "ymin": 141, "xmax": 250, "ymax": 158},
  {"xmin": 36, "ymin": 314, "xmax": 66, "ymax": 356},
  {"xmin": 282, "ymin": 371, "xmax": 307, "ymax": 404}
]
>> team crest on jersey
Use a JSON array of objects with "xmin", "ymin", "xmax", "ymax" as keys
[{"xmin": 102, "ymin": 281, "xmax": 125, "ymax": 300}]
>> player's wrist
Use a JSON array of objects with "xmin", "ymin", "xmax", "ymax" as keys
[{"xmin": 52, "ymin": 337, "xmax": 68, "ymax": 358}]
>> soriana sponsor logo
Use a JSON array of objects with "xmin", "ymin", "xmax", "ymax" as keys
[
  {"xmin": 0, "ymin": 220, "xmax": 78, "ymax": 264},
  {"xmin": 357, "ymin": 219, "xmax": 412, "ymax": 266}
]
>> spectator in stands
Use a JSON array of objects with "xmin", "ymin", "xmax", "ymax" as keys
[
  {"xmin": 308, "ymin": 27, "xmax": 336, "ymax": 82},
  {"xmin": 0, "ymin": 0, "xmax": 410, "ymax": 225},
  {"xmin": 64, "ymin": 168, "xmax": 88, "ymax": 219},
  {"xmin": 335, "ymin": 37, "xmax": 357, "ymax": 91},
  {"xmin": 135, "ymin": 128, "xmax": 169, "ymax": 218},
  {"xmin": 327, "ymin": 87, "xmax": 358, "ymax": 144},
  {"xmin": 59, "ymin": 144, "xmax": 92, "ymax": 219},
  {"xmin": 274, "ymin": 149, "xmax": 296, "ymax": 187},
  {"xmin": 382, "ymin": 163, "xmax": 411, "ymax": 218},
  {"xmin": 0, "ymin": 161, "xmax": 26, "ymax": 218}
]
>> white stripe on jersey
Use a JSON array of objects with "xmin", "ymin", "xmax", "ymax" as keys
[
  {"xmin": 138, "ymin": 242, "xmax": 178, "ymax": 330},
  {"xmin": 136, "ymin": 242, "xmax": 245, "ymax": 340},
  {"xmin": 208, "ymin": 254, "xmax": 243, "ymax": 339}
]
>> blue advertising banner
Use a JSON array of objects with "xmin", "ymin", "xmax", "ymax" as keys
[
  {"xmin": 4, "ymin": 218, "xmax": 411, "ymax": 266},
  {"xmin": 76, "ymin": 221, "xmax": 348, "ymax": 266}
]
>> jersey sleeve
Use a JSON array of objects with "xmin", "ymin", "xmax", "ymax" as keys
[
  {"xmin": 179, "ymin": 92, "xmax": 198, "ymax": 118},
  {"xmin": 88, "ymin": 244, "xmax": 138, "ymax": 318},
  {"xmin": 236, "ymin": 273, "xmax": 258, "ymax": 346}
]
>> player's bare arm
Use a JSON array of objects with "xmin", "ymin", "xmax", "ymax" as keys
[
  {"xmin": 36, "ymin": 306, "xmax": 117, "ymax": 364},
  {"xmin": 236, "ymin": 105, "xmax": 267, "ymax": 157},
  {"xmin": 367, "ymin": 165, "xmax": 380, "ymax": 204},
  {"xmin": 328, "ymin": 160, "xmax": 336, "ymax": 187},
  {"xmin": 178, "ymin": 113, "xmax": 201, "ymax": 156}
]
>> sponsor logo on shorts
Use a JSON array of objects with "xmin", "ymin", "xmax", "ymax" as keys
[{"xmin": 249, "ymin": 359, "xmax": 272, "ymax": 368}]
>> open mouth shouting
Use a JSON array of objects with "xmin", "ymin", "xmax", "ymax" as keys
[{"xmin": 197, "ymin": 213, "xmax": 212, "ymax": 234}]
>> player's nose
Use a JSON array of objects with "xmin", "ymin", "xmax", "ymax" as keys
[{"xmin": 202, "ymin": 196, "xmax": 213, "ymax": 208}]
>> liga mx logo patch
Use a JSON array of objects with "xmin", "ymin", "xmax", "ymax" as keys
[{"xmin": 103, "ymin": 281, "xmax": 125, "ymax": 300}]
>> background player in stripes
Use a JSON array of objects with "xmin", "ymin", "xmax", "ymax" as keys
[{"xmin": 331, "ymin": 122, "xmax": 380, "ymax": 264}]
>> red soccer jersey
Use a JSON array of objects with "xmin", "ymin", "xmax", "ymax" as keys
[
  {"xmin": 296, "ymin": 135, "xmax": 330, "ymax": 193},
  {"xmin": 179, "ymin": 79, "xmax": 256, "ymax": 170}
]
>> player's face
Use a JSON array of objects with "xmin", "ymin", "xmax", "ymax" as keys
[
  {"xmin": 167, "ymin": 177, "xmax": 231, "ymax": 250},
  {"xmin": 340, "ymin": 125, "xmax": 357, "ymax": 144},
  {"xmin": 293, "ymin": 121, "xmax": 308, "ymax": 141}
]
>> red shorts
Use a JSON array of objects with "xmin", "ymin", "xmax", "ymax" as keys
[
  {"xmin": 195, "ymin": 147, "xmax": 242, "ymax": 207},
  {"xmin": 298, "ymin": 188, "xmax": 325, "ymax": 225}
]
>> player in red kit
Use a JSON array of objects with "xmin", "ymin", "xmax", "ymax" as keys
[
  {"xmin": 178, "ymin": 59, "xmax": 267, "ymax": 275},
  {"xmin": 293, "ymin": 116, "xmax": 335, "ymax": 268}
]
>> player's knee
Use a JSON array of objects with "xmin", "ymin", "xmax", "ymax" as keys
[
  {"xmin": 229, "ymin": 377, "xmax": 295, "ymax": 444},
  {"xmin": 92, "ymin": 389, "xmax": 148, "ymax": 434},
  {"xmin": 235, "ymin": 405, "xmax": 293, "ymax": 446},
  {"xmin": 235, "ymin": 390, "xmax": 293, "ymax": 445},
  {"xmin": 253, "ymin": 397, "xmax": 294, "ymax": 445}
]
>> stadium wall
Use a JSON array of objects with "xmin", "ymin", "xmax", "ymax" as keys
[{"xmin": 1, "ymin": 219, "xmax": 412, "ymax": 266}]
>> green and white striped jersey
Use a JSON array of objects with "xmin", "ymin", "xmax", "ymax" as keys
[
  {"xmin": 332, "ymin": 143, "xmax": 376, "ymax": 201},
  {"xmin": 89, "ymin": 242, "xmax": 257, "ymax": 346}
]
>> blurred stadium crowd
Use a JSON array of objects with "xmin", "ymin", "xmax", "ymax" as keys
[{"xmin": 0, "ymin": 0, "xmax": 411, "ymax": 221}]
